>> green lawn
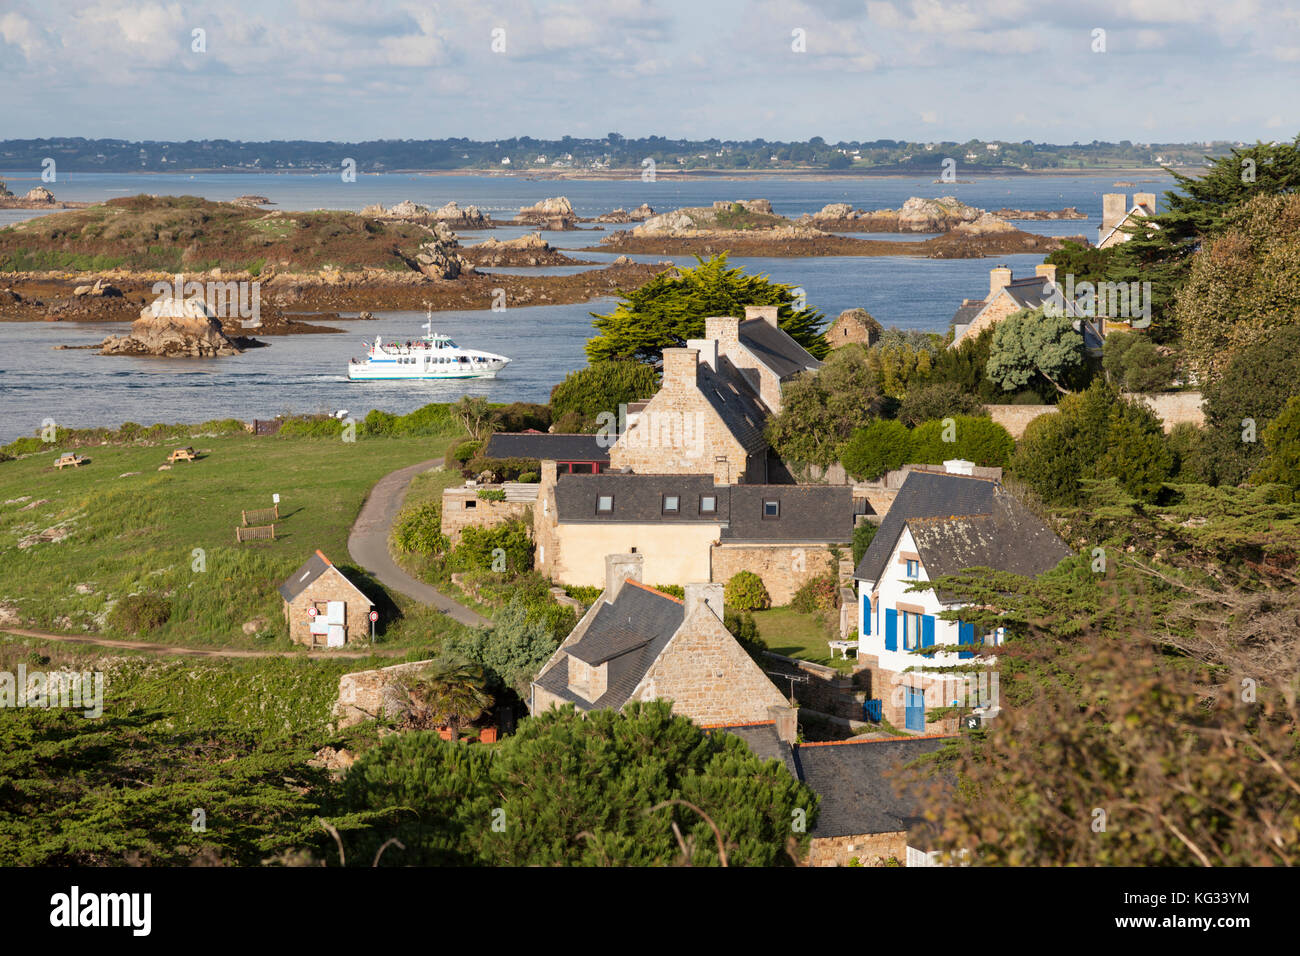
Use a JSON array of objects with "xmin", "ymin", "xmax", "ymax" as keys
[
  {"xmin": 0, "ymin": 431, "xmax": 466, "ymax": 649},
  {"xmin": 751, "ymin": 606, "xmax": 849, "ymax": 671}
]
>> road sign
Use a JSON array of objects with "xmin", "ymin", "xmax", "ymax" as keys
[
  {"xmin": 307, "ymin": 606, "xmax": 317, "ymax": 617},
  {"xmin": 369, "ymin": 610, "xmax": 379, "ymax": 622}
]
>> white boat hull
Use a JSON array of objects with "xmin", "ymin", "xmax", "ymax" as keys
[
  {"xmin": 346, "ymin": 328, "xmax": 511, "ymax": 381},
  {"xmin": 347, "ymin": 362, "xmax": 507, "ymax": 381}
]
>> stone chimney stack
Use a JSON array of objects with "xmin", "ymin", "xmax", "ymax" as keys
[
  {"xmin": 604, "ymin": 552, "xmax": 644, "ymax": 604},
  {"xmin": 686, "ymin": 337, "xmax": 718, "ymax": 371},
  {"xmin": 1133, "ymin": 192, "xmax": 1156, "ymax": 214},
  {"xmin": 1034, "ymin": 263, "xmax": 1058, "ymax": 287},
  {"xmin": 539, "ymin": 459, "xmax": 559, "ymax": 490},
  {"xmin": 989, "ymin": 265, "xmax": 1012, "ymax": 299},
  {"xmin": 1102, "ymin": 193, "xmax": 1127, "ymax": 232},
  {"xmin": 661, "ymin": 347, "xmax": 700, "ymax": 390},
  {"xmin": 684, "ymin": 582, "xmax": 725, "ymax": 622},
  {"xmin": 704, "ymin": 315, "xmax": 741, "ymax": 352},
  {"xmin": 744, "ymin": 305, "xmax": 780, "ymax": 329}
]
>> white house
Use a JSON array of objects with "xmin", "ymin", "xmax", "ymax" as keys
[{"xmin": 853, "ymin": 462, "xmax": 1072, "ymax": 732}]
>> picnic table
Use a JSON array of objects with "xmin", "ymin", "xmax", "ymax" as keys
[
  {"xmin": 167, "ymin": 447, "xmax": 197, "ymax": 464},
  {"xmin": 54, "ymin": 453, "xmax": 87, "ymax": 469},
  {"xmin": 828, "ymin": 639, "xmax": 859, "ymax": 660}
]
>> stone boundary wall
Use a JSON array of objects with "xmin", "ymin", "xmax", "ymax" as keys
[
  {"xmin": 441, "ymin": 486, "xmax": 533, "ymax": 545},
  {"xmin": 987, "ymin": 391, "xmax": 1204, "ymax": 438},
  {"xmin": 710, "ymin": 543, "xmax": 839, "ymax": 606}
]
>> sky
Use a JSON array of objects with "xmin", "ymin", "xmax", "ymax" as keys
[{"xmin": 1, "ymin": 0, "xmax": 1298, "ymax": 144}]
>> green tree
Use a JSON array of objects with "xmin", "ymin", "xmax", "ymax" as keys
[
  {"xmin": 851, "ymin": 521, "xmax": 877, "ymax": 566},
  {"xmin": 549, "ymin": 361, "xmax": 659, "ymax": 434},
  {"xmin": 1252, "ymin": 395, "xmax": 1300, "ymax": 499},
  {"xmin": 447, "ymin": 591, "xmax": 566, "ymax": 695},
  {"xmin": 841, "ymin": 419, "xmax": 910, "ymax": 480},
  {"xmin": 391, "ymin": 657, "xmax": 493, "ymax": 737},
  {"xmin": 986, "ymin": 308, "xmax": 1085, "ymax": 395},
  {"xmin": 897, "ymin": 381, "xmax": 987, "ymax": 427},
  {"xmin": 586, "ymin": 254, "xmax": 827, "ymax": 363},
  {"xmin": 907, "ymin": 415, "xmax": 1015, "ymax": 469},
  {"xmin": 446, "ymin": 519, "xmax": 534, "ymax": 575},
  {"xmin": 765, "ymin": 345, "xmax": 883, "ymax": 466}
]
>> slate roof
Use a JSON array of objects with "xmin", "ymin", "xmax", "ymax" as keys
[
  {"xmin": 697, "ymin": 359, "xmax": 769, "ymax": 453},
  {"xmin": 854, "ymin": 471, "xmax": 998, "ymax": 584},
  {"xmin": 738, "ymin": 317, "xmax": 823, "ymax": 380},
  {"xmin": 721, "ymin": 484, "xmax": 854, "ymax": 543},
  {"xmin": 554, "ymin": 474, "xmax": 853, "ymax": 544},
  {"xmin": 278, "ymin": 550, "xmax": 369, "ymax": 604},
  {"xmin": 711, "ymin": 722, "xmax": 798, "ymax": 776},
  {"xmin": 793, "ymin": 736, "xmax": 950, "ymax": 838},
  {"xmin": 533, "ymin": 581, "xmax": 685, "ymax": 711},
  {"xmin": 853, "ymin": 471, "xmax": 1071, "ymax": 594},
  {"xmin": 555, "ymin": 473, "xmax": 724, "ymax": 523},
  {"xmin": 482, "ymin": 432, "xmax": 610, "ymax": 464}
]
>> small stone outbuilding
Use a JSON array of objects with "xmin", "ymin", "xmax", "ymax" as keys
[{"xmin": 279, "ymin": 549, "xmax": 374, "ymax": 647}]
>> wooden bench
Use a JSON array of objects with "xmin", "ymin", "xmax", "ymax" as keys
[
  {"xmin": 167, "ymin": 447, "xmax": 198, "ymax": 464},
  {"xmin": 241, "ymin": 505, "xmax": 279, "ymax": 527},
  {"xmin": 54, "ymin": 453, "xmax": 87, "ymax": 469},
  {"xmin": 235, "ymin": 524, "xmax": 276, "ymax": 543}
]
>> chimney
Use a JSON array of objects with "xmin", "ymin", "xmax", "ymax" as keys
[
  {"xmin": 684, "ymin": 582, "xmax": 725, "ymax": 622},
  {"xmin": 1034, "ymin": 263, "xmax": 1058, "ymax": 287},
  {"xmin": 704, "ymin": 315, "xmax": 741, "ymax": 351},
  {"xmin": 539, "ymin": 459, "xmax": 559, "ymax": 489},
  {"xmin": 1102, "ymin": 193, "xmax": 1127, "ymax": 232},
  {"xmin": 944, "ymin": 458, "xmax": 975, "ymax": 476},
  {"xmin": 712, "ymin": 457, "xmax": 732, "ymax": 485},
  {"xmin": 604, "ymin": 552, "xmax": 643, "ymax": 603},
  {"xmin": 1133, "ymin": 192, "xmax": 1156, "ymax": 214},
  {"xmin": 686, "ymin": 337, "xmax": 718, "ymax": 371},
  {"xmin": 768, "ymin": 704, "xmax": 797, "ymax": 743},
  {"xmin": 743, "ymin": 305, "xmax": 780, "ymax": 329},
  {"xmin": 661, "ymin": 348, "xmax": 699, "ymax": 390},
  {"xmin": 989, "ymin": 265, "xmax": 1012, "ymax": 299}
]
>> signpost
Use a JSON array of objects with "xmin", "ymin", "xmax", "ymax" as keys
[{"xmin": 369, "ymin": 609, "xmax": 379, "ymax": 642}]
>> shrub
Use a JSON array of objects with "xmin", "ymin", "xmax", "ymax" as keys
[
  {"xmin": 463, "ymin": 456, "xmax": 537, "ymax": 482},
  {"xmin": 841, "ymin": 419, "xmax": 910, "ymax": 480},
  {"xmin": 1103, "ymin": 331, "xmax": 1178, "ymax": 393},
  {"xmin": 851, "ymin": 521, "xmax": 877, "ymax": 567},
  {"xmin": 517, "ymin": 471, "xmax": 539, "ymax": 483},
  {"xmin": 650, "ymin": 584, "xmax": 685, "ymax": 600},
  {"xmin": 724, "ymin": 609, "xmax": 767, "ymax": 661},
  {"xmin": 108, "ymin": 593, "xmax": 171, "ymax": 635},
  {"xmin": 489, "ymin": 402, "xmax": 551, "ymax": 433},
  {"xmin": 907, "ymin": 415, "xmax": 1015, "ymax": 469},
  {"xmin": 725, "ymin": 571, "xmax": 771, "ymax": 611},
  {"xmin": 449, "ymin": 439, "xmax": 483, "ymax": 465},
  {"xmin": 1252, "ymin": 395, "xmax": 1300, "ymax": 499},
  {"xmin": 391, "ymin": 500, "xmax": 448, "ymax": 555},
  {"xmin": 790, "ymin": 575, "xmax": 839, "ymax": 613},
  {"xmin": 446, "ymin": 520, "xmax": 533, "ymax": 576},
  {"xmin": 447, "ymin": 591, "xmax": 567, "ymax": 695},
  {"xmin": 563, "ymin": 585, "xmax": 602, "ymax": 605},
  {"xmin": 1166, "ymin": 422, "xmax": 1205, "ymax": 483},
  {"xmin": 549, "ymin": 361, "xmax": 659, "ymax": 434},
  {"xmin": 475, "ymin": 488, "xmax": 506, "ymax": 502},
  {"xmin": 897, "ymin": 382, "xmax": 987, "ymax": 427}
]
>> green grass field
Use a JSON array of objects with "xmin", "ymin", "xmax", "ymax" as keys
[
  {"xmin": 0, "ymin": 430, "xmax": 467, "ymax": 649},
  {"xmin": 752, "ymin": 607, "xmax": 849, "ymax": 671}
]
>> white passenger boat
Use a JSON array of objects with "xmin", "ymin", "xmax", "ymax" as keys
[{"xmin": 347, "ymin": 320, "xmax": 511, "ymax": 381}]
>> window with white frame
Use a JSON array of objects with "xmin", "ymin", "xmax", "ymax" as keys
[{"xmin": 901, "ymin": 610, "xmax": 923, "ymax": 650}]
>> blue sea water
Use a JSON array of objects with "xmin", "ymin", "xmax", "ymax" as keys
[{"xmin": 0, "ymin": 170, "xmax": 1167, "ymax": 442}]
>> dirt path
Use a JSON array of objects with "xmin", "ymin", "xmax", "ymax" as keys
[
  {"xmin": 1, "ymin": 628, "xmax": 401, "ymax": 659},
  {"xmin": 347, "ymin": 457, "xmax": 490, "ymax": 628}
]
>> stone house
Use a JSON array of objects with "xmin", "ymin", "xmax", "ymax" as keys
[
  {"xmin": 529, "ymin": 553, "xmax": 796, "ymax": 732},
  {"xmin": 826, "ymin": 308, "xmax": 882, "ymax": 349},
  {"xmin": 853, "ymin": 464, "xmax": 1072, "ymax": 731},
  {"xmin": 532, "ymin": 463, "xmax": 854, "ymax": 604},
  {"xmin": 608, "ymin": 305, "xmax": 821, "ymax": 482},
  {"xmin": 948, "ymin": 263, "xmax": 1102, "ymax": 352},
  {"xmin": 481, "ymin": 432, "xmax": 609, "ymax": 474},
  {"xmin": 1097, "ymin": 192, "xmax": 1157, "ymax": 250},
  {"xmin": 440, "ymin": 482, "xmax": 536, "ymax": 545},
  {"xmin": 279, "ymin": 550, "xmax": 375, "ymax": 648},
  {"xmin": 711, "ymin": 723, "xmax": 952, "ymax": 866}
]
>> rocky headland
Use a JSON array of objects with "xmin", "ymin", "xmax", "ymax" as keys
[
  {"xmin": 361, "ymin": 199, "xmax": 491, "ymax": 229},
  {"xmin": 0, "ymin": 181, "xmax": 89, "ymax": 211},
  {"xmin": 515, "ymin": 196, "xmax": 579, "ymax": 229},
  {"xmin": 98, "ymin": 297, "xmax": 258, "ymax": 357},
  {"xmin": 461, "ymin": 232, "xmax": 594, "ymax": 267}
]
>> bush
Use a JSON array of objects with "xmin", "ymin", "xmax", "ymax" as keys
[
  {"xmin": 447, "ymin": 591, "xmax": 568, "ymax": 695},
  {"xmin": 724, "ymin": 609, "xmax": 767, "ymax": 661},
  {"xmin": 391, "ymin": 500, "xmax": 448, "ymax": 555},
  {"xmin": 897, "ymin": 382, "xmax": 987, "ymax": 427},
  {"xmin": 475, "ymin": 488, "xmax": 506, "ymax": 502},
  {"xmin": 108, "ymin": 593, "xmax": 171, "ymax": 635},
  {"xmin": 1165, "ymin": 422, "xmax": 1205, "ymax": 483},
  {"xmin": 650, "ymin": 584, "xmax": 685, "ymax": 600},
  {"xmin": 463, "ymin": 456, "xmax": 537, "ymax": 482},
  {"xmin": 790, "ymin": 575, "xmax": 839, "ymax": 613},
  {"xmin": 563, "ymin": 585, "xmax": 602, "ymax": 605},
  {"xmin": 851, "ymin": 522, "xmax": 877, "ymax": 567},
  {"xmin": 1103, "ymin": 332, "xmax": 1178, "ymax": 393},
  {"xmin": 449, "ymin": 439, "xmax": 483, "ymax": 465},
  {"xmin": 724, "ymin": 571, "xmax": 771, "ymax": 611},
  {"xmin": 549, "ymin": 361, "xmax": 659, "ymax": 434},
  {"xmin": 1252, "ymin": 395, "xmax": 1300, "ymax": 499},
  {"xmin": 517, "ymin": 471, "xmax": 539, "ymax": 483},
  {"xmin": 907, "ymin": 415, "xmax": 1015, "ymax": 469},
  {"xmin": 841, "ymin": 419, "xmax": 910, "ymax": 481},
  {"xmin": 446, "ymin": 520, "xmax": 533, "ymax": 576},
  {"xmin": 489, "ymin": 402, "xmax": 551, "ymax": 433}
]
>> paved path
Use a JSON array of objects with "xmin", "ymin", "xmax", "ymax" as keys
[
  {"xmin": 347, "ymin": 457, "xmax": 490, "ymax": 628},
  {"xmin": 1, "ymin": 628, "xmax": 402, "ymax": 660}
]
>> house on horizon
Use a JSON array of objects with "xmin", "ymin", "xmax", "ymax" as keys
[
  {"xmin": 279, "ymin": 550, "xmax": 374, "ymax": 648},
  {"xmin": 529, "ymin": 553, "xmax": 796, "ymax": 733},
  {"xmin": 853, "ymin": 462, "xmax": 1072, "ymax": 731}
]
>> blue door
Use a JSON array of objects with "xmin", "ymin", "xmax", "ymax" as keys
[{"xmin": 905, "ymin": 685, "xmax": 925, "ymax": 731}]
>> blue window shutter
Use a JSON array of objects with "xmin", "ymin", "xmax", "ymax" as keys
[
  {"xmin": 862, "ymin": 595, "xmax": 871, "ymax": 636},
  {"xmin": 885, "ymin": 609, "xmax": 897, "ymax": 651},
  {"xmin": 958, "ymin": 621, "xmax": 974, "ymax": 659},
  {"xmin": 922, "ymin": 614, "xmax": 935, "ymax": 648}
]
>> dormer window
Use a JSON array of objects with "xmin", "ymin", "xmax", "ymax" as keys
[
  {"xmin": 597, "ymin": 495, "xmax": 613, "ymax": 514},
  {"xmin": 763, "ymin": 500, "xmax": 780, "ymax": 519},
  {"xmin": 662, "ymin": 494, "xmax": 680, "ymax": 514}
]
